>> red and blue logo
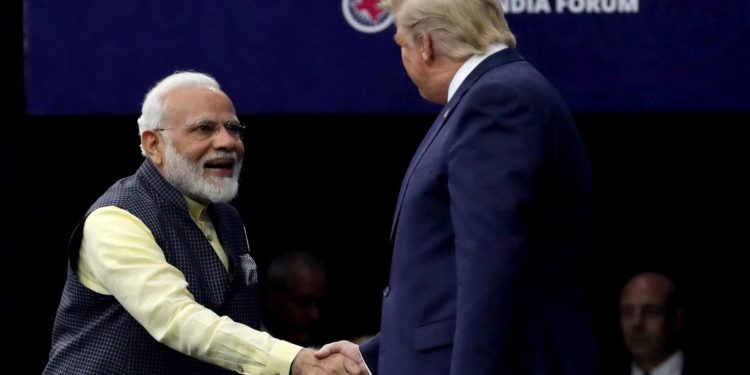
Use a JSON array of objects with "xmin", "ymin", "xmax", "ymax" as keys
[{"xmin": 342, "ymin": 0, "xmax": 393, "ymax": 33}]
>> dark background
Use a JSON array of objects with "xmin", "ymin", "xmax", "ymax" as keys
[{"xmin": 3, "ymin": 2, "xmax": 748, "ymax": 373}]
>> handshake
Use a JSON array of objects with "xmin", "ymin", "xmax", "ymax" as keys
[{"xmin": 291, "ymin": 341, "xmax": 371, "ymax": 375}]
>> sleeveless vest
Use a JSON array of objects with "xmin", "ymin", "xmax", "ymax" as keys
[{"xmin": 44, "ymin": 160, "xmax": 260, "ymax": 375}]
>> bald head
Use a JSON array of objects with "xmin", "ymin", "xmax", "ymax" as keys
[
  {"xmin": 619, "ymin": 272, "xmax": 684, "ymax": 371},
  {"xmin": 621, "ymin": 272, "xmax": 674, "ymax": 308}
]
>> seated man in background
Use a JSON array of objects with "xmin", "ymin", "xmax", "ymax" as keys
[
  {"xmin": 263, "ymin": 251, "xmax": 329, "ymax": 348},
  {"xmin": 619, "ymin": 271, "xmax": 687, "ymax": 375}
]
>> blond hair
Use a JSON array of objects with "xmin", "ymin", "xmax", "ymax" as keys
[{"xmin": 380, "ymin": 0, "xmax": 516, "ymax": 60}]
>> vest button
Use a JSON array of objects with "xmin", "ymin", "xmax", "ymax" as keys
[{"xmin": 383, "ymin": 286, "xmax": 391, "ymax": 297}]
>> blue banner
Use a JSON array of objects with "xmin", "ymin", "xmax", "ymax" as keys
[{"xmin": 24, "ymin": 0, "xmax": 749, "ymax": 114}]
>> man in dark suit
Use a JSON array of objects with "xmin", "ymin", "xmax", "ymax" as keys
[{"xmin": 316, "ymin": 0, "xmax": 598, "ymax": 373}]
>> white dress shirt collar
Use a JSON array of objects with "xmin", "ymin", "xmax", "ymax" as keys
[
  {"xmin": 447, "ymin": 43, "xmax": 508, "ymax": 102},
  {"xmin": 631, "ymin": 350, "xmax": 684, "ymax": 375}
]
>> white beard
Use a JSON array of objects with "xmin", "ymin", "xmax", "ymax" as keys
[{"xmin": 162, "ymin": 142, "xmax": 242, "ymax": 203}]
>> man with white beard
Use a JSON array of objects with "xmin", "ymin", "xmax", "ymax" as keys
[{"xmin": 44, "ymin": 71, "xmax": 367, "ymax": 375}]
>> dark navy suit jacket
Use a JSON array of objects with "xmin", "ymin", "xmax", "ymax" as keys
[{"xmin": 360, "ymin": 48, "xmax": 599, "ymax": 375}]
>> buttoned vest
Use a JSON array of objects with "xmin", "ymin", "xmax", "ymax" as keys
[{"xmin": 44, "ymin": 160, "xmax": 259, "ymax": 374}]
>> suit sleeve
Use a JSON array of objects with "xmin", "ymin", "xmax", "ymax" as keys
[
  {"xmin": 359, "ymin": 333, "xmax": 380, "ymax": 374},
  {"xmin": 446, "ymin": 82, "xmax": 543, "ymax": 374}
]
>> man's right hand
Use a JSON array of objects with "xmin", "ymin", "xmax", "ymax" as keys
[
  {"xmin": 290, "ymin": 347, "xmax": 367, "ymax": 375},
  {"xmin": 314, "ymin": 341, "xmax": 371, "ymax": 375}
]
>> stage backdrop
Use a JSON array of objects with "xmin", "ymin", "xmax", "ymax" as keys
[{"xmin": 24, "ymin": 0, "xmax": 748, "ymax": 115}]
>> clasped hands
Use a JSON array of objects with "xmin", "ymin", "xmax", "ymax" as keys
[{"xmin": 291, "ymin": 340, "xmax": 370, "ymax": 375}]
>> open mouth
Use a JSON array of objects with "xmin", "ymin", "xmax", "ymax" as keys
[{"xmin": 204, "ymin": 157, "xmax": 236, "ymax": 174}]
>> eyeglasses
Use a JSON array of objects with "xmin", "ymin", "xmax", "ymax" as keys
[{"xmin": 154, "ymin": 121, "xmax": 246, "ymax": 140}]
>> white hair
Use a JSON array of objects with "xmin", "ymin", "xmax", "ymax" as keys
[{"xmin": 136, "ymin": 71, "xmax": 220, "ymax": 156}]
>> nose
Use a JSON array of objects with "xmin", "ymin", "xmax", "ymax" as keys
[
  {"xmin": 212, "ymin": 125, "xmax": 241, "ymax": 150},
  {"xmin": 631, "ymin": 310, "xmax": 647, "ymax": 329}
]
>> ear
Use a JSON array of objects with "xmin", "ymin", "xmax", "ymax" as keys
[
  {"xmin": 419, "ymin": 33, "xmax": 434, "ymax": 62},
  {"xmin": 141, "ymin": 131, "xmax": 165, "ymax": 166}
]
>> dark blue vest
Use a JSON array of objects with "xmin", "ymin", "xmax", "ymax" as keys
[{"xmin": 44, "ymin": 160, "xmax": 260, "ymax": 375}]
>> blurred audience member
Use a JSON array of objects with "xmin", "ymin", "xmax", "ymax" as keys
[
  {"xmin": 619, "ymin": 271, "xmax": 686, "ymax": 375},
  {"xmin": 263, "ymin": 251, "xmax": 328, "ymax": 348}
]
